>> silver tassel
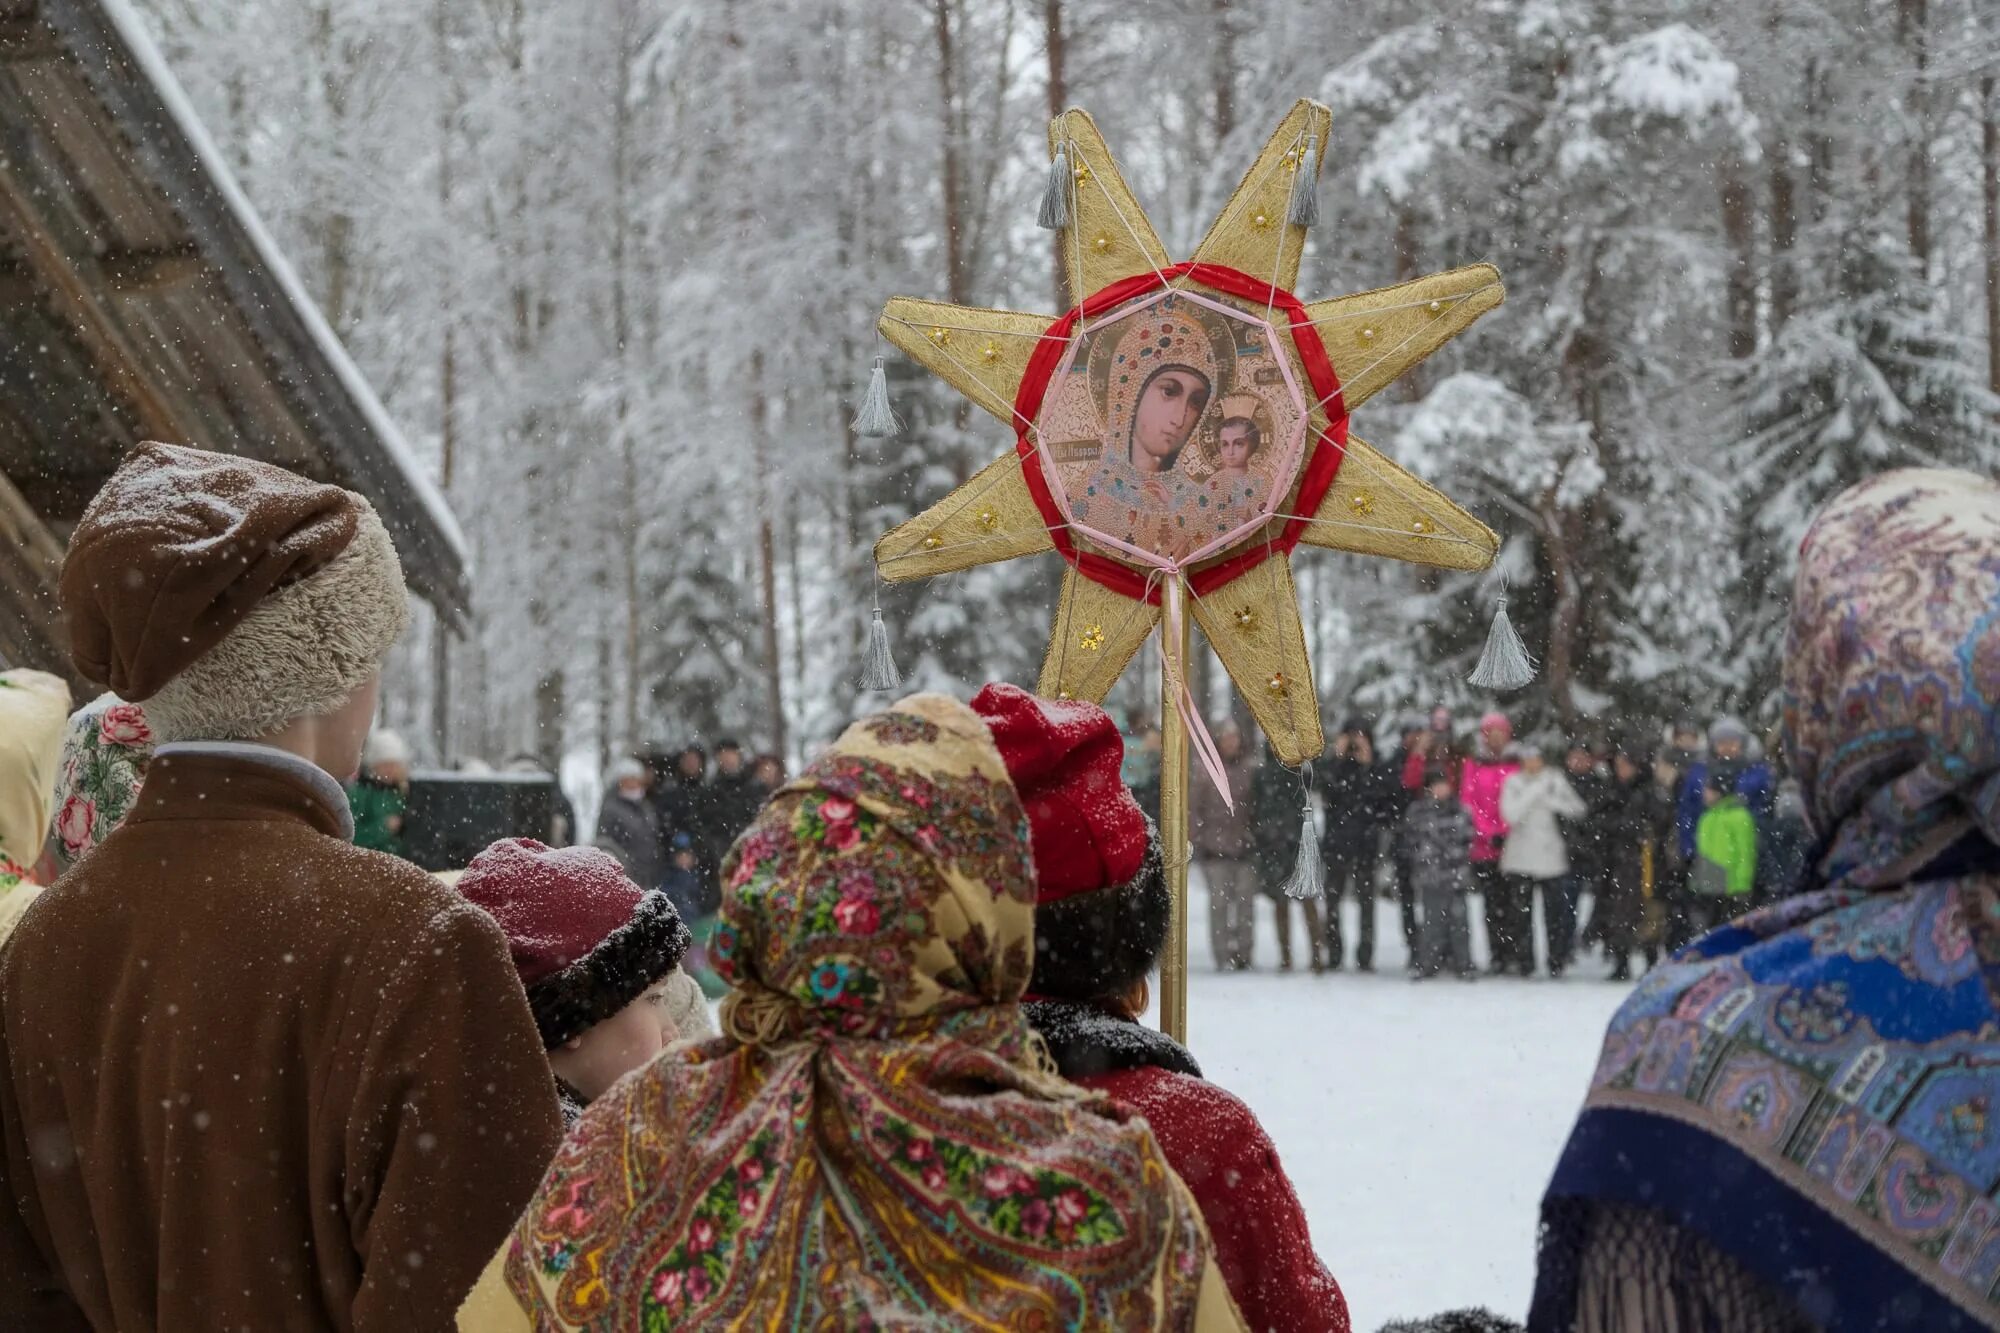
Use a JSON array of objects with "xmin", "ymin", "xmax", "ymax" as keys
[
  {"xmin": 1281, "ymin": 764, "xmax": 1326, "ymax": 901},
  {"xmin": 861, "ymin": 607, "xmax": 901, "ymax": 693},
  {"xmin": 1468, "ymin": 593, "xmax": 1536, "ymax": 691},
  {"xmin": 1038, "ymin": 143, "xmax": 1071, "ymax": 230},
  {"xmin": 851, "ymin": 356, "xmax": 898, "ymax": 439},
  {"xmin": 1287, "ymin": 134, "xmax": 1321, "ymax": 228}
]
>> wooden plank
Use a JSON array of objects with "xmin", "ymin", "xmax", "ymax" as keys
[
  {"xmin": 16, "ymin": 61, "xmax": 180, "ymax": 253},
  {"xmin": 100, "ymin": 242, "xmax": 203, "ymax": 292},
  {"xmin": 0, "ymin": 463, "xmax": 77, "ymax": 682},
  {"xmin": 0, "ymin": 70, "xmax": 193, "ymax": 443},
  {"xmin": 0, "ymin": 299, "xmax": 135, "ymax": 507},
  {"xmin": 0, "ymin": 13, "xmax": 59, "ymax": 67}
]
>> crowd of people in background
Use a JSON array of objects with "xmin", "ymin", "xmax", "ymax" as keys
[
  {"xmin": 2, "ymin": 443, "xmax": 1992, "ymax": 1331},
  {"xmin": 1151, "ymin": 704, "xmax": 1812, "ymax": 985}
]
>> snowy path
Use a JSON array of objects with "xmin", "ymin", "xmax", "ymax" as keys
[{"xmin": 1172, "ymin": 883, "xmax": 1631, "ymax": 1330}]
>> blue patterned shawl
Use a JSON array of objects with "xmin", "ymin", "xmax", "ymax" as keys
[{"xmin": 1533, "ymin": 471, "xmax": 2000, "ymax": 1331}]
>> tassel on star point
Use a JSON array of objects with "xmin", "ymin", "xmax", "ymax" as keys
[
  {"xmin": 1468, "ymin": 593, "xmax": 1536, "ymax": 692},
  {"xmin": 861, "ymin": 607, "xmax": 901, "ymax": 693},
  {"xmin": 852, "ymin": 356, "xmax": 899, "ymax": 439},
  {"xmin": 1287, "ymin": 134, "xmax": 1320, "ymax": 229},
  {"xmin": 1281, "ymin": 765, "xmax": 1326, "ymax": 901},
  {"xmin": 1038, "ymin": 143, "xmax": 1071, "ymax": 230}
]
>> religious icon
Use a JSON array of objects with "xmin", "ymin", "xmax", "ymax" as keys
[{"xmin": 1040, "ymin": 290, "xmax": 1308, "ymax": 565}]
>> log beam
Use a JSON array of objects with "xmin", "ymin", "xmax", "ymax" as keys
[
  {"xmin": 0, "ymin": 12, "xmax": 58, "ymax": 66},
  {"xmin": 100, "ymin": 242, "xmax": 203, "ymax": 293},
  {"xmin": 0, "ymin": 462, "xmax": 75, "ymax": 682}
]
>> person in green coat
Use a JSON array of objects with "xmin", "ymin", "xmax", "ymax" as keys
[
  {"xmin": 346, "ymin": 729, "xmax": 411, "ymax": 859},
  {"xmin": 1688, "ymin": 759, "xmax": 1757, "ymax": 939}
]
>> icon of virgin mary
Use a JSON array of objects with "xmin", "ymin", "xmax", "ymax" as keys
[{"xmin": 1067, "ymin": 295, "xmax": 1238, "ymax": 560}]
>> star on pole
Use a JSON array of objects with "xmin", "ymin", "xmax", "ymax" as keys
[{"xmin": 873, "ymin": 99, "xmax": 1503, "ymax": 766}]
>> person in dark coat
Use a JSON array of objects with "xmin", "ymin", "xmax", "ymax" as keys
[
  {"xmin": 1596, "ymin": 738, "xmax": 1677, "ymax": 981},
  {"xmin": 1251, "ymin": 741, "xmax": 1323, "ymax": 972},
  {"xmin": 1759, "ymin": 776, "xmax": 1812, "ymax": 902},
  {"xmin": 1558, "ymin": 737, "xmax": 1613, "ymax": 969},
  {"xmin": 594, "ymin": 757, "xmax": 668, "ymax": 891},
  {"xmin": 707, "ymin": 738, "xmax": 764, "ymax": 853},
  {"xmin": 653, "ymin": 742, "xmax": 711, "ymax": 863},
  {"xmin": 1384, "ymin": 717, "xmax": 1428, "ymax": 961},
  {"xmin": 655, "ymin": 831, "xmax": 714, "ymax": 923},
  {"xmin": 1191, "ymin": 722, "xmax": 1260, "ymax": 970},
  {"xmin": 1400, "ymin": 761, "xmax": 1476, "ymax": 979},
  {"xmin": 970, "ymin": 683, "xmax": 1351, "ymax": 1333},
  {"xmin": 1319, "ymin": 715, "xmax": 1399, "ymax": 972}
]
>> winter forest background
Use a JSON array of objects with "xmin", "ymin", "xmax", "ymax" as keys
[{"xmin": 128, "ymin": 0, "xmax": 2000, "ymax": 767}]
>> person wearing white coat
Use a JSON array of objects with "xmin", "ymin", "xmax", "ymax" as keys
[{"xmin": 1499, "ymin": 746, "xmax": 1588, "ymax": 977}]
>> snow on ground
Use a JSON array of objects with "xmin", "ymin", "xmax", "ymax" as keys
[{"xmin": 1171, "ymin": 878, "xmax": 1633, "ymax": 1331}]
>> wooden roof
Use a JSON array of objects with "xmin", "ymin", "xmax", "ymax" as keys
[{"xmin": 0, "ymin": 0, "xmax": 467, "ymax": 683}]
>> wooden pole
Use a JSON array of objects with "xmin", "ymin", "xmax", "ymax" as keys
[{"xmin": 1159, "ymin": 580, "xmax": 1191, "ymax": 1044}]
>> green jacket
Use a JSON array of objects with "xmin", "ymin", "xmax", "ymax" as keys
[
  {"xmin": 1694, "ymin": 798, "xmax": 1757, "ymax": 897},
  {"xmin": 346, "ymin": 778, "xmax": 409, "ymax": 858}
]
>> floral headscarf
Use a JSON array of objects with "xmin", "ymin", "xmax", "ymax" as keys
[
  {"xmin": 47, "ymin": 693, "xmax": 152, "ymax": 874},
  {"xmin": 1783, "ymin": 469, "xmax": 2000, "ymax": 893},
  {"xmin": 489, "ymin": 694, "xmax": 1224, "ymax": 1330}
]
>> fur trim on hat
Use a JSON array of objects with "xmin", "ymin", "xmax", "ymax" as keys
[
  {"xmin": 527, "ymin": 891, "xmax": 692, "ymax": 1049},
  {"xmin": 142, "ymin": 502, "xmax": 410, "ymax": 743},
  {"xmin": 1028, "ymin": 818, "xmax": 1169, "ymax": 1003},
  {"xmin": 1375, "ymin": 1310, "xmax": 1523, "ymax": 1333}
]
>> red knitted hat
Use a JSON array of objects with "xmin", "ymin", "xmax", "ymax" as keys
[
  {"xmin": 455, "ymin": 838, "xmax": 690, "ymax": 1049},
  {"xmin": 969, "ymin": 682, "xmax": 1148, "ymax": 903}
]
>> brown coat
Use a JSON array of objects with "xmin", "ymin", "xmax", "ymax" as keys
[{"xmin": 0, "ymin": 746, "xmax": 563, "ymax": 1332}]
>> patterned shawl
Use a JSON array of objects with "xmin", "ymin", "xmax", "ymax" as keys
[
  {"xmin": 1534, "ymin": 470, "xmax": 2000, "ymax": 1331},
  {"xmin": 485, "ymin": 694, "xmax": 1225, "ymax": 1330}
]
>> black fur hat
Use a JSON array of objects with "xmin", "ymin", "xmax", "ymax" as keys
[
  {"xmin": 1029, "ymin": 816, "xmax": 1170, "ymax": 1003},
  {"xmin": 525, "ymin": 892, "xmax": 691, "ymax": 1050}
]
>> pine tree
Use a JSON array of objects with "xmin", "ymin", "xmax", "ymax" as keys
[{"xmin": 1734, "ymin": 228, "xmax": 2000, "ymax": 703}]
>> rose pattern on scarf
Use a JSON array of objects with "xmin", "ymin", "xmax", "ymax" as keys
[
  {"xmin": 872, "ymin": 1118, "xmax": 1128, "ymax": 1249},
  {"xmin": 98, "ymin": 703, "xmax": 151, "ymax": 747},
  {"xmin": 50, "ymin": 695, "xmax": 151, "ymax": 870},
  {"xmin": 626, "ymin": 1130, "xmax": 781, "ymax": 1323}
]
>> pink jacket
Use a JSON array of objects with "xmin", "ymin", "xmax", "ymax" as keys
[{"xmin": 1459, "ymin": 754, "xmax": 1519, "ymax": 863}]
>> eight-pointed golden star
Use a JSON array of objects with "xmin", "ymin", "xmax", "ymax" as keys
[{"xmin": 873, "ymin": 99, "xmax": 1503, "ymax": 766}]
